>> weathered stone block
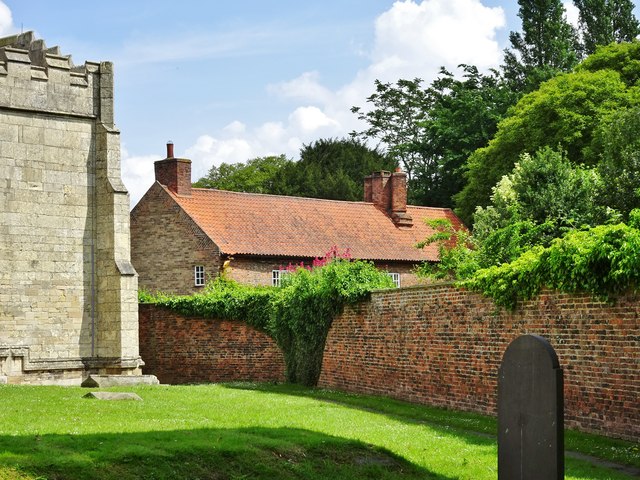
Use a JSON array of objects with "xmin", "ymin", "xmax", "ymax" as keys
[
  {"xmin": 81, "ymin": 374, "xmax": 159, "ymax": 388},
  {"xmin": 83, "ymin": 392, "xmax": 143, "ymax": 401}
]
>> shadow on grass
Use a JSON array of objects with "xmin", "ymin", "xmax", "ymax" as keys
[
  {"xmin": 221, "ymin": 382, "xmax": 640, "ymax": 480},
  {"xmin": 0, "ymin": 427, "xmax": 455, "ymax": 480}
]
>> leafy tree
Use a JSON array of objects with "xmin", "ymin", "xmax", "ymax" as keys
[
  {"xmin": 352, "ymin": 67, "xmax": 518, "ymax": 208},
  {"xmin": 415, "ymin": 66, "xmax": 520, "ymax": 207},
  {"xmin": 351, "ymin": 78, "xmax": 431, "ymax": 182},
  {"xmin": 194, "ymin": 139, "xmax": 392, "ymax": 202},
  {"xmin": 595, "ymin": 106, "xmax": 640, "ymax": 217},
  {"xmin": 282, "ymin": 137, "xmax": 395, "ymax": 201},
  {"xmin": 419, "ymin": 148, "xmax": 612, "ymax": 282},
  {"xmin": 574, "ymin": 0, "xmax": 640, "ymax": 55},
  {"xmin": 502, "ymin": 0, "xmax": 579, "ymax": 92},
  {"xmin": 576, "ymin": 39, "xmax": 640, "ymax": 85},
  {"xmin": 414, "ymin": 218, "xmax": 479, "ymax": 280},
  {"xmin": 194, "ymin": 155, "xmax": 293, "ymax": 194},
  {"xmin": 455, "ymin": 43, "xmax": 640, "ymax": 224},
  {"xmin": 473, "ymin": 147, "xmax": 610, "ymax": 261}
]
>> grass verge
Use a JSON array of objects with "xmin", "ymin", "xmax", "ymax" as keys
[{"xmin": 0, "ymin": 383, "xmax": 636, "ymax": 480}]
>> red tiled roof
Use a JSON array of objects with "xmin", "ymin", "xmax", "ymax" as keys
[{"xmin": 166, "ymin": 186, "xmax": 465, "ymax": 262}]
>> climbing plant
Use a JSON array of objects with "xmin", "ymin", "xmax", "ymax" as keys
[
  {"xmin": 462, "ymin": 211, "xmax": 640, "ymax": 309},
  {"xmin": 140, "ymin": 250, "xmax": 395, "ymax": 386}
]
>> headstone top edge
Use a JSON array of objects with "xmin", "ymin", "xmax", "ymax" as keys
[{"xmin": 501, "ymin": 334, "xmax": 560, "ymax": 369}]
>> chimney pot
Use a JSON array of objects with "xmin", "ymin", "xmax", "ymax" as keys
[{"xmin": 155, "ymin": 142, "xmax": 192, "ymax": 196}]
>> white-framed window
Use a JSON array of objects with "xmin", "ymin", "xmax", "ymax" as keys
[
  {"xmin": 272, "ymin": 269, "xmax": 288, "ymax": 287},
  {"xmin": 388, "ymin": 272, "xmax": 401, "ymax": 288},
  {"xmin": 194, "ymin": 265, "xmax": 205, "ymax": 286}
]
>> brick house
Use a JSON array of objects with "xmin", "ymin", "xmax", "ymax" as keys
[{"xmin": 131, "ymin": 143, "xmax": 465, "ymax": 294}]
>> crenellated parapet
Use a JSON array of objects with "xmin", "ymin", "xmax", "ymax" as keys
[{"xmin": 0, "ymin": 31, "xmax": 111, "ymax": 121}]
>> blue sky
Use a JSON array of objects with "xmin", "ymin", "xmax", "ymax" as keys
[{"xmin": 1, "ymin": 1, "xmax": 638, "ymax": 205}]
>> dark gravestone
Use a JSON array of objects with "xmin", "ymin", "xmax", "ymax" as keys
[{"xmin": 498, "ymin": 334, "xmax": 564, "ymax": 480}]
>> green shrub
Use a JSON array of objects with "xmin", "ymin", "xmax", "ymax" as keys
[
  {"xmin": 142, "ymin": 258, "xmax": 395, "ymax": 386},
  {"xmin": 462, "ymin": 215, "xmax": 640, "ymax": 309},
  {"xmin": 271, "ymin": 259, "xmax": 395, "ymax": 385}
]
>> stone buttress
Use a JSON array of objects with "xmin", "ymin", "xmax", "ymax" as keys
[{"xmin": 0, "ymin": 32, "xmax": 145, "ymax": 384}]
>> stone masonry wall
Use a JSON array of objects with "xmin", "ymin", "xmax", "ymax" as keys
[
  {"xmin": 0, "ymin": 32, "xmax": 139, "ymax": 384},
  {"xmin": 138, "ymin": 304, "xmax": 285, "ymax": 384},
  {"xmin": 131, "ymin": 183, "xmax": 221, "ymax": 295},
  {"xmin": 319, "ymin": 284, "xmax": 639, "ymax": 442}
]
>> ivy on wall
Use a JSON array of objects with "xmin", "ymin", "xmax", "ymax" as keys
[
  {"xmin": 140, "ymin": 253, "xmax": 395, "ymax": 386},
  {"xmin": 462, "ymin": 211, "xmax": 640, "ymax": 309}
]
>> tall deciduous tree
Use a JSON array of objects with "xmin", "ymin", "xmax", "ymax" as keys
[
  {"xmin": 350, "ymin": 78, "xmax": 431, "ymax": 183},
  {"xmin": 455, "ymin": 42, "xmax": 640, "ymax": 225},
  {"xmin": 595, "ymin": 106, "xmax": 640, "ymax": 218},
  {"xmin": 574, "ymin": 0, "xmax": 640, "ymax": 55},
  {"xmin": 502, "ymin": 0, "xmax": 579, "ymax": 92},
  {"xmin": 352, "ymin": 67, "xmax": 518, "ymax": 209},
  {"xmin": 417, "ymin": 65, "xmax": 519, "ymax": 208}
]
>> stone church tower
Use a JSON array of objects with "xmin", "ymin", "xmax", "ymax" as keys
[{"xmin": 0, "ymin": 32, "xmax": 142, "ymax": 384}]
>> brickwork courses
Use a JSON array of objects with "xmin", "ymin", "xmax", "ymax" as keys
[
  {"xmin": 0, "ymin": 32, "xmax": 141, "ymax": 384},
  {"xmin": 131, "ymin": 183, "xmax": 221, "ymax": 295},
  {"xmin": 139, "ymin": 304, "xmax": 285, "ymax": 384},
  {"xmin": 140, "ymin": 285, "xmax": 638, "ymax": 442},
  {"xmin": 320, "ymin": 284, "xmax": 639, "ymax": 442}
]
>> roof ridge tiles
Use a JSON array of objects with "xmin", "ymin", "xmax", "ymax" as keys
[
  {"xmin": 188, "ymin": 186, "xmax": 454, "ymax": 212},
  {"xmin": 189, "ymin": 187, "xmax": 372, "ymax": 205}
]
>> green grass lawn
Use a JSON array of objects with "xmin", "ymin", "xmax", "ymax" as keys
[{"xmin": 0, "ymin": 383, "xmax": 637, "ymax": 479}]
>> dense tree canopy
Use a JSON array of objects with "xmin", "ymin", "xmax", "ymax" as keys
[
  {"xmin": 472, "ymin": 147, "xmax": 611, "ymax": 265},
  {"xmin": 455, "ymin": 41, "xmax": 640, "ymax": 225},
  {"xmin": 193, "ymin": 155, "xmax": 293, "ymax": 194},
  {"xmin": 352, "ymin": 66, "xmax": 518, "ymax": 207},
  {"xmin": 595, "ymin": 106, "xmax": 640, "ymax": 217},
  {"xmin": 281, "ymin": 138, "xmax": 395, "ymax": 201},
  {"xmin": 574, "ymin": 0, "xmax": 640, "ymax": 55},
  {"xmin": 502, "ymin": 0, "xmax": 579, "ymax": 92},
  {"xmin": 194, "ymin": 138, "xmax": 393, "ymax": 202},
  {"xmin": 351, "ymin": 78, "xmax": 431, "ymax": 183}
]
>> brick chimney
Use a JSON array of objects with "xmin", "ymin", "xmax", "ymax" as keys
[
  {"xmin": 154, "ymin": 141, "xmax": 192, "ymax": 196},
  {"xmin": 364, "ymin": 169, "xmax": 413, "ymax": 227}
]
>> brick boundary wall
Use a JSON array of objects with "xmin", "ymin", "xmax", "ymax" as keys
[
  {"xmin": 138, "ymin": 304, "xmax": 286, "ymax": 384},
  {"xmin": 319, "ymin": 284, "xmax": 639, "ymax": 442}
]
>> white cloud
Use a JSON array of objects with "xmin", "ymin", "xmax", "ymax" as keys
[
  {"xmin": 223, "ymin": 120, "xmax": 247, "ymax": 135},
  {"xmin": 0, "ymin": 2, "xmax": 13, "ymax": 37},
  {"xmin": 256, "ymin": 121, "xmax": 286, "ymax": 144},
  {"xmin": 268, "ymin": 71, "xmax": 334, "ymax": 104},
  {"xmin": 121, "ymin": 0, "xmax": 507, "ymax": 207},
  {"xmin": 371, "ymin": 0, "xmax": 504, "ymax": 78},
  {"xmin": 121, "ymin": 147, "xmax": 158, "ymax": 209},
  {"xmin": 563, "ymin": 1, "xmax": 580, "ymax": 29},
  {"xmin": 288, "ymin": 106, "xmax": 340, "ymax": 133},
  {"xmin": 185, "ymin": 135, "xmax": 255, "ymax": 179}
]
